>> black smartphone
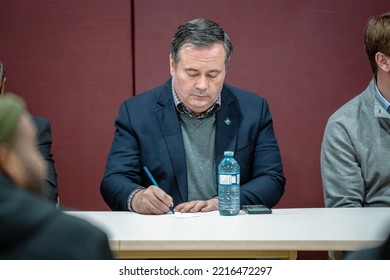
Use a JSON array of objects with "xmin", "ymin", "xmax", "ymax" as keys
[{"xmin": 243, "ymin": 205, "xmax": 272, "ymax": 214}]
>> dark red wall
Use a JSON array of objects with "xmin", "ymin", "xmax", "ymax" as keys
[
  {"xmin": 0, "ymin": 0, "xmax": 133, "ymax": 210},
  {"xmin": 133, "ymin": 0, "xmax": 388, "ymax": 209},
  {"xmin": 0, "ymin": 1, "xmax": 388, "ymax": 213}
]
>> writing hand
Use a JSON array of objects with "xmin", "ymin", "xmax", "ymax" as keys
[{"xmin": 131, "ymin": 185, "xmax": 174, "ymax": 215}]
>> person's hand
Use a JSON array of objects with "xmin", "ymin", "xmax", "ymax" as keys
[
  {"xmin": 174, "ymin": 198, "xmax": 218, "ymax": 213},
  {"xmin": 131, "ymin": 185, "xmax": 174, "ymax": 215}
]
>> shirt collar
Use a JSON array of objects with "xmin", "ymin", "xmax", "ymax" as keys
[
  {"xmin": 171, "ymin": 77, "xmax": 221, "ymax": 119},
  {"xmin": 374, "ymin": 78, "xmax": 390, "ymax": 112}
]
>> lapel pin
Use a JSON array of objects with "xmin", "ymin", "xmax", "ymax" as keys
[{"xmin": 224, "ymin": 118, "xmax": 231, "ymax": 125}]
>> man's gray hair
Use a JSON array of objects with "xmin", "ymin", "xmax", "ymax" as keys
[{"xmin": 170, "ymin": 19, "xmax": 233, "ymax": 67}]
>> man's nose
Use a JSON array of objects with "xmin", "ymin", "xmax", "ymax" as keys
[{"xmin": 195, "ymin": 76, "xmax": 208, "ymax": 91}]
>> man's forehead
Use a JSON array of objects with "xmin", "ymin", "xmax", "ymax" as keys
[{"xmin": 178, "ymin": 44, "xmax": 225, "ymax": 65}]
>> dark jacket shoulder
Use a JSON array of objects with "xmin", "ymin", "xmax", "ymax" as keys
[{"xmin": 0, "ymin": 175, "xmax": 112, "ymax": 259}]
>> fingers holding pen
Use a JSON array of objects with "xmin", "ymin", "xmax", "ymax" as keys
[
  {"xmin": 150, "ymin": 185, "xmax": 174, "ymax": 213},
  {"xmin": 132, "ymin": 185, "xmax": 174, "ymax": 215}
]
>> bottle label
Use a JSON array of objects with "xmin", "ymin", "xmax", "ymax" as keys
[{"xmin": 219, "ymin": 174, "xmax": 240, "ymax": 185}]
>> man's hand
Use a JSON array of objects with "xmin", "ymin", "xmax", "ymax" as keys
[
  {"xmin": 131, "ymin": 185, "xmax": 174, "ymax": 214},
  {"xmin": 174, "ymin": 198, "xmax": 218, "ymax": 213}
]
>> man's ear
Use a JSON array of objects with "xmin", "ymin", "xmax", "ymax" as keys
[
  {"xmin": 375, "ymin": 52, "xmax": 390, "ymax": 72},
  {"xmin": 169, "ymin": 55, "xmax": 176, "ymax": 77}
]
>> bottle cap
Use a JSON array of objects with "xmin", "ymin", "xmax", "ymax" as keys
[{"xmin": 224, "ymin": 151, "xmax": 234, "ymax": 156}]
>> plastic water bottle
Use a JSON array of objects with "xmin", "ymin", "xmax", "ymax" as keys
[{"xmin": 218, "ymin": 151, "xmax": 240, "ymax": 216}]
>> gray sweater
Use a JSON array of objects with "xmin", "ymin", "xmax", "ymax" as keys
[
  {"xmin": 321, "ymin": 78, "xmax": 390, "ymax": 207},
  {"xmin": 179, "ymin": 113, "xmax": 217, "ymax": 201}
]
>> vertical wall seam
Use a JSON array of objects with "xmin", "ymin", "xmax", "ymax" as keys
[{"xmin": 131, "ymin": 0, "xmax": 136, "ymax": 97}]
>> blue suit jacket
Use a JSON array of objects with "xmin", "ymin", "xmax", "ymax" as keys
[{"xmin": 101, "ymin": 79, "xmax": 285, "ymax": 210}]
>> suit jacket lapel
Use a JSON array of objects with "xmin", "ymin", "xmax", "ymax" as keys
[
  {"xmin": 155, "ymin": 82, "xmax": 187, "ymax": 202},
  {"xmin": 216, "ymin": 86, "xmax": 239, "ymax": 164}
]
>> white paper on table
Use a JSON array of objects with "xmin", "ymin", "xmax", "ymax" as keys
[{"xmin": 169, "ymin": 212, "xmax": 202, "ymax": 218}]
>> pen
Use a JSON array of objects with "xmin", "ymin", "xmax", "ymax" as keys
[{"xmin": 143, "ymin": 166, "xmax": 175, "ymax": 214}]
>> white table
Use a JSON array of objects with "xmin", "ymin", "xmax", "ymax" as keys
[{"xmin": 67, "ymin": 208, "xmax": 390, "ymax": 259}]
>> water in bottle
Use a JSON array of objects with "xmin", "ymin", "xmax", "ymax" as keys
[{"xmin": 218, "ymin": 151, "xmax": 240, "ymax": 216}]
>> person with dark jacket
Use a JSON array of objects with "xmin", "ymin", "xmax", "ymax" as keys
[
  {"xmin": 0, "ymin": 62, "xmax": 58, "ymax": 203},
  {"xmin": 0, "ymin": 94, "xmax": 113, "ymax": 259},
  {"xmin": 101, "ymin": 19, "xmax": 285, "ymax": 214}
]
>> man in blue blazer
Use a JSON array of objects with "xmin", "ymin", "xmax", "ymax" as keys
[{"xmin": 101, "ymin": 19, "xmax": 285, "ymax": 214}]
